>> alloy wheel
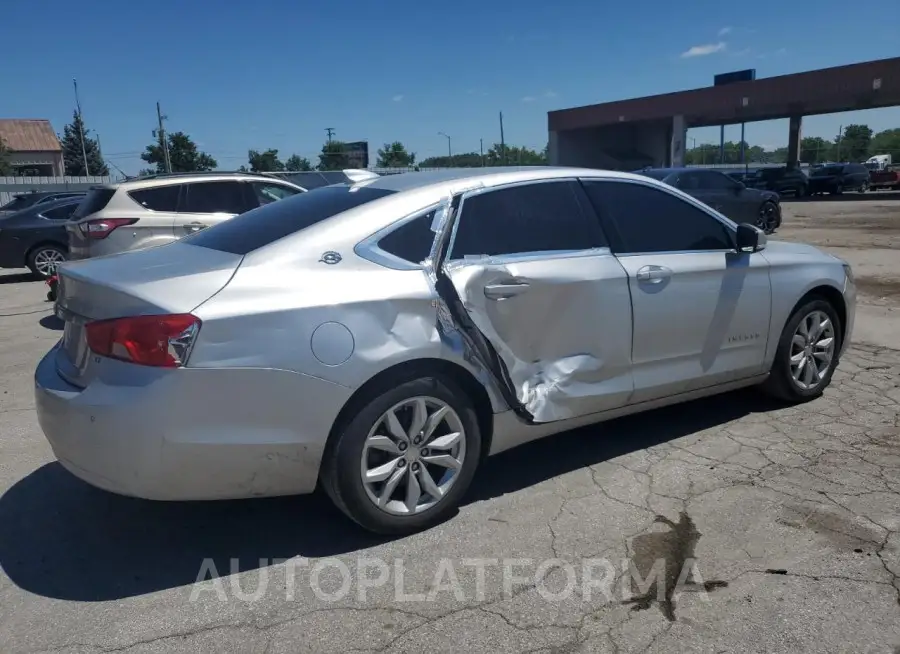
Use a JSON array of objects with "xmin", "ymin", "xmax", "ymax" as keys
[
  {"xmin": 789, "ymin": 310, "xmax": 835, "ymax": 391},
  {"xmin": 757, "ymin": 203, "xmax": 778, "ymax": 233},
  {"xmin": 360, "ymin": 396, "xmax": 467, "ymax": 516},
  {"xmin": 33, "ymin": 248, "xmax": 65, "ymax": 277}
]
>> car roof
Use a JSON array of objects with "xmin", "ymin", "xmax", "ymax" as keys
[
  {"xmin": 359, "ymin": 166, "xmax": 646, "ymax": 195},
  {"xmin": 102, "ymin": 172, "xmax": 305, "ymax": 192}
]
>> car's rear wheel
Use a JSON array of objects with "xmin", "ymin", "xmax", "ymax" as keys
[
  {"xmin": 796, "ymin": 184, "xmax": 807, "ymax": 198},
  {"xmin": 321, "ymin": 375, "xmax": 482, "ymax": 534},
  {"xmin": 761, "ymin": 298, "xmax": 841, "ymax": 403},
  {"xmin": 859, "ymin": 181, "xmax": 868, "ymax": 193},
  {"xmin": 832, "ymin": 183, "xmax": 844, "ymax": 195},
  {"xmin": 27, "ymin": 244, "xmax": 66, "ymax": 279}
]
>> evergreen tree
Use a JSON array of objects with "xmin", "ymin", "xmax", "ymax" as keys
[{"xmin": 60, "ymin": 110, "xmax": 108, "ymax": 176}]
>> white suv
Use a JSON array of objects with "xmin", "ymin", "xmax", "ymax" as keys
[{"xmin": 66, "ymin": 172, "xmax": 306, "ymax": 260}]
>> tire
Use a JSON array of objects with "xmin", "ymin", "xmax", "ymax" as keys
[
  {"xmin": 756, "ymin": 200, "xmax": 779, "ymax": 234},
  {"xmin": 321, "ymin": 374, "xmax": 483, "ymax": 535},
  {"xmin": 859, "ymin": 182, "xmax": 868, "ymax": 194},
  {"xmin": 796, "ymin": 184, "xmax": 807, "ymax": 198},
  {"xmin": 761, "ymin": 298, "xmax": 842, "ymax": 403},
  {"xmin": 831, "ymin": 183, "xmax": 843, "ymax": 196},
  {"xmin": 27, "ymin": 244, "xmax": 67, "ymax": 279}
]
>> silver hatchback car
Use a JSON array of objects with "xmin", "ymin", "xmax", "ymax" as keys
[{"xmin": 36, "ymin": 167, "xmax": 856, "ymax": 534}]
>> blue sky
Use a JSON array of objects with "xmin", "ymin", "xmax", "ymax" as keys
[{"xmin": 2, "ymin": 0, "xmax": 898, "ymax": 174}]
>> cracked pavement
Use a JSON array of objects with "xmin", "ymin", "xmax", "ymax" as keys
[{"xmin": 1, "ymin": 198, "xmax": 900, "ymax": 654}]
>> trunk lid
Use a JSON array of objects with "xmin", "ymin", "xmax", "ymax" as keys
[{"xmin": 54, "ymin": 241, "xmax": 243, "ymax": 386}]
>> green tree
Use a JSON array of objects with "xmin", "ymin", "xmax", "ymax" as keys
[
  {"xmin": 483, "ymin": 143, "xmax": 545, "ymax": 166},
  {"xmin": 60, "ymin": 110, "xmax": 108, "ymax": 176},
  {"xmin": 869, "ymin": 128, "xmax": 900, "ymax": 158},
  {"xmin": 799, "ymin": 137, "xmax": 833, "ymax": 164},
  {"xmin": 248, "ymin": 148, "xmax": 285, "ymax": 172},
  {"xmin": 318, "ymin": 141, "xmax": 350, "ymax": 170},
  {"xmin": 376, "ymin": 141, "xmax": 416, "ymax": 168},
  {"xmin": 285, "ymin": 154, "xmax": 313, "ymax": 171},
  {"xmin": 142, "ymin": 131, "xmax": 217, "ymax": 173},
  {"xmin": 836, "ymin": 124, "xmax": 872, "ymax": 162},
  {"xmin": 419, "ymin": 152, "xmax": 483, "ymax": 167},
  {"xmin": 0, "ymin": 137, "xmax": 12, "ymax": 176}
]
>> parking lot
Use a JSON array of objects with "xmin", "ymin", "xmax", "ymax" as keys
[{"xmin": 1, "ymin": 195, "xmax": 899, "ymax": 653}]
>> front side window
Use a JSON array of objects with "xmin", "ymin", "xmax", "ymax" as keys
[
  {"xmin": 582, "ymin": 180, "xmax": 734, "ymax": 254},
  {"xmin": 181, "ymin": 181, "xmax": 247, "ymax": 214},
  {"xmin": 251, "ymin": 182, "xmax": 303, "ymax": 206},
  {"xmin": 449, "ymin": 180, "xmax": 606, "ymax": 259}
]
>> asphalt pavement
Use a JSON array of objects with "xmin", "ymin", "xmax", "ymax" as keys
[{"xmin": 1, "ymin": 260, "xmax": 898, "ymax": 653}]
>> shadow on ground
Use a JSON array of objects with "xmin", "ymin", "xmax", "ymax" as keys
[
  {"xmin": 0, "ymin": 388, "xmax": 781, "ymax": 602},
  {"xmin": 781, "ymin": 191, "xmax": 900, "ymax": 204},
  {"xmin": 0, "ymin": 272, "xmax": 38, "ymax": 285}
]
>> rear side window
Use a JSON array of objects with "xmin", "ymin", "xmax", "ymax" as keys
[
  {"xmin": 42, "ymin": 203, "xmax": 79, "ymax": 220},
  {"xmin": 182, "ymin": 181, "xmax": 247, "ymax": 214},
  {"xmin": 185, "ymin": 185, "xmax": 396, "ymax": 255},
  {"xmin": 72, "ymin": 188, "xmax": 116, "ymax": 219},
  {"xmin": 128, "ymin": 184, "xmax": 181, "ymax": 212},
  {"xmin": 377, "ymin": 209, "xmax": 438, "ymax": 264},
  {"xmin": 251, "ymin": 182, "xmax": 302, "ymax": 207}
]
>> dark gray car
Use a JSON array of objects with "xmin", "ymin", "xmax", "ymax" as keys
[{"xmin": 637, "ymin": 167, "xmax": 782, "ymax": 234}]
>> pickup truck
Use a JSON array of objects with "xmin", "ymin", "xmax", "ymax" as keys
[{"xmin": 869, "ymin": 166, "xmax": 900, "ymax": 191}]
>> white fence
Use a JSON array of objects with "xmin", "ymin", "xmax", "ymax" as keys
[{"xmin": 0, "ymin": 175, "xmax": 121, "ymax": 205}]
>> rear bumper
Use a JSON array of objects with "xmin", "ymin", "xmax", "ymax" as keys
[{"xmin": 34, "ymin": 344, "xmax": 353, "ymax": 500}]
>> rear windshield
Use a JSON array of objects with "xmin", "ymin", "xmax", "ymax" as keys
[
  {"xmin": 635, "ymin": 169, "xmax": 670, "ymax": 181},
  {"xmin": 72, "ymin": 187, "xmax": 116, "ymax": 219},
  {"xmin": 0, "ymin": 193, "xmax": 48, "ymax": 212},
  {"xmin": 813, "ymin": 165, "xmax": 844, "ymax": 176},
  {"xmin": 184, "ymin": 184, "xmax": 396, "ymax": 255}
]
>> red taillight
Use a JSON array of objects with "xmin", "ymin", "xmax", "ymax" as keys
[
  {"xmin": 85, "ymin": 314, "xmax": 201, "ymax": 368},
  {"xmin": 78, "ymin": 218, "xmax": 137, "ymax": 239}
]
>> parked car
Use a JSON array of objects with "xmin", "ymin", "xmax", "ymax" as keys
[
  {"xmin": 66, "ymin": 172, "xmax": 306, "ymax": 260},
  {"xmin": 0, "ymin": 196, "xmax": 83, "ymax": 278},
  {"xmin": 636, "ymin": 167, "xmax": 782, "ymax": 233},
  {"xmin": 868, "ymin": 166, "xmax": 900, "ymax": 191},
  {"xmin": 751, "ymin": 167, "xmax": 809, "ymax": 197},
  {"xmin": 0, "ymin": 191, "xmax": 86, "ymax": 216},
  {"xmin": 38, "ymin": 167, "xmax": 855, "ymax": 534},
  {"xmin": 807, "ymin": 163, "xmax": 870, "ymax": 195}
]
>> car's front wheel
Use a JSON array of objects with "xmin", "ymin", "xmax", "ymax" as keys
[
  {"xmin": 321, "ymin": 374, "xmax": 482, "ymax": 534},
  {"xmin": 756, "ymin": 201, "xmax": 779, "ymax": 234},
  {"xmin": 27, "ymin": 244, "xmax": 66, "ymax": 279},
  {"xmin": 761, "ymin": 298, "xmax": 842, "ymax": 403}
]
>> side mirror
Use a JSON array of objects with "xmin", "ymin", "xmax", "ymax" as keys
[{"xmin": 736, "ymin": 223, "xmax": 766, "ymax": 252}]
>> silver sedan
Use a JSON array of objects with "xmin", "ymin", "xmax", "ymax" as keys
[{"xmin": 35, "ymin": 167, "xmax": 856, "ymax": 534}]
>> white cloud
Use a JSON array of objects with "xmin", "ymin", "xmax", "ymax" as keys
[
  {"xmin": 680, "ymin": 42, "xmax": 727, "ymax": 58},
  {"xmin": 718, "ymin": 26, "xmax": 732, "ymax": 36},
  {"xmin": 543, "ymin": 90, "xmax": 558, "ymax": 98},
  {"xmin": 392, "ymin": 94, "xmax": 404, "ymax": 102},
  {"xmin": 521, "ymin": 96, "xmax": 536, "ymax": 103}
]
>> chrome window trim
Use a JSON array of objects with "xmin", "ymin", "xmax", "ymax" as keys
[
  {"xmin": 446, "ymin": 177, "xmax": 605, "ymax": 262},
  {"xmin": 579, "ymin": 176, "xmax": 739, "ymax": 255},
  {"xmin": 354, "ymin": 201, "xmax": 446, "ymax": 271}
]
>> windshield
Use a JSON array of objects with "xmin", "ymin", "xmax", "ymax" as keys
[{"xmin": 635, "ymin": 169, "xmax": 671, "ymax": 181}]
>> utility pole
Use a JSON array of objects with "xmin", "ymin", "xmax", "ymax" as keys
[
  {"xmin": 325, "ymin": 127, "xmax": 335, "ymax": 142},
  {"xmin": 72, "ymin": 79, "xmax": 91, "ymax": 176},
  {"xmin": 480, "ymin": 138, "xmax": 484, "ymax": 166},
  {"xmin": 438, "ymin": 132, "xmax": 451, "ymax": 158},
  {"xmin": 835, "ymin": 125, "xmax": 843, "ymax": 162},
  {"xmin": 155, "ymin": 102, "xmax": 172, "ymax": 173},
  {"xmin": 499, "ymin": 112, "xmax": 506, "ymax": 165}
]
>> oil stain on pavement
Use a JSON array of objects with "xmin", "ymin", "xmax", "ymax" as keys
[{"xmin": 623, "ymin": 512, "xmax": 728, "ymax": 621}]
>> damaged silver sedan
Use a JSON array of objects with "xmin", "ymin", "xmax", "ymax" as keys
[{"xmin": 35, "ymin": 167, "xmax": 856, "ymax": 534}]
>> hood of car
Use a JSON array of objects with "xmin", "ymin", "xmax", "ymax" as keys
[{"xmin": 762, "ymin": 240, "xmax": 838, "ymax": 262}]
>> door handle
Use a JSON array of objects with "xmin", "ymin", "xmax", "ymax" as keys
[
  {"xmin": 184, "ymin": 222, "xmax": 207, "ymax": 232},
  {"xmin": 635, "ymin": 265, "xmax": 672, "ymax": 283},
  {"xmin": 484, "ymin": 281, "xmax": 530, "ymax": 300}
]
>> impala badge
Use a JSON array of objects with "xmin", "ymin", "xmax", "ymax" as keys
[{"xmin": 319, "ymin": 251, "xmax": 342, "ymax": 265}]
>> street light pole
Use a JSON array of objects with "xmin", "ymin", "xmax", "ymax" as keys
[{"xmin": 438, "ymin": 132, "xmax": 451, "ymax": 158}]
